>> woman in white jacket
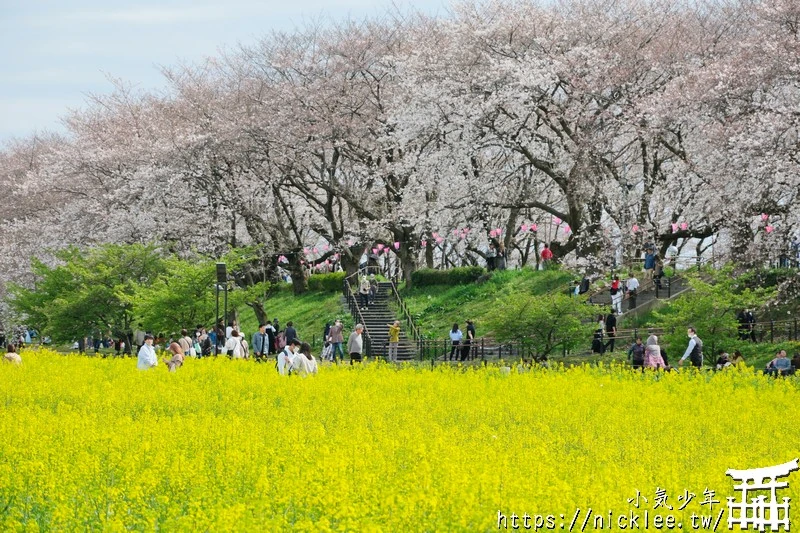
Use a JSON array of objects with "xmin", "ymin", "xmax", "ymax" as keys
[
  {"xmin": 223, "ymin": 330, "xmax": 245, "ymax": 358},
  {"xmin": 290, "ymin": 342, "xmax": 318, "ymax": 376}
]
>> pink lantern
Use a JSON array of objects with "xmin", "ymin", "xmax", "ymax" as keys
[
  {"xmin": 521, "ymin": 224, "xmax": 529, "ymax": 232},
  {"xmin": 334, "ymin": 253, "xmax": 340, "ymax": 260},
  {"xmin": 432, "ymin": 232, "xmax": 439, "ymax": 238},
  {"xmin": 312, "ymin": 247, "xmax": 318, "ymax": 254},
  {"xmin": 303, "ymin": 248, "xmax": 310, "ymax": 254},
  {"xmin": 325, "ymin": 259, "xmax": 331, "ymax": 264},
  {"xmin": 420, "ymin": 240, "xmax": 427, "ymax": 247},
  {"xmin": 323, "ymin": 244, "xmax": 329, "ymax": 251},
  {"xmin": 489, "ymin": 229, "xmax": 497, "ymax": 238},
  {"xmin": 347, "ymin": 239, "xmax": 354, "ymax": 247},
  {"xmin": 563, "ymin": 224, "xmax": 571, "ymax": 234},
  {"xmin": 372, "ymin": 248, "xmax": 378, "ymax": 255},
  {"xmin": 671, "ymin": 223, "xmax": 678, "ymax": 233},
  {"xmin": 553, "ymin": 216, "xmax": 562, "ymax": 225},
  {"xmin": 530, "ymin": 224, "xmax": 537, "ymax": 232},
  {"xmin": 680, "ymin": 222, "xmax": 688, "ymax": 231},
  {"xmin": 377, "ymin": 244, "xmax": 384, "ymax": 251},
  {"xmin": 495, "ymin": 228, "xmax": 502, "ymax": 235},
  {"xmin": 766, "ymin": 225, "xmax": 774, "ymax": 233},
  {"xmin": 435, "ymin": 237, "xmax": 444, "ymax": 244},
  {"xmin": 300, "ymin": 260, "xmax": 305, "ymax": 265},
  {"xmin": 761, "ymin": 213, "xmax": 769, "ymax": 222},
  {"xmin": 278, "ymin": 255, "xmax": 287, "ymax": 264},
  {"xmin": 394, "ymin": 241, "xmax": 400, "ymax": 250},
  {"xmin": 632, "ymin": 224, "xmax": 639, "ymax": 233}
]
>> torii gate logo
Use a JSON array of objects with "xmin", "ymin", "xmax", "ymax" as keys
[{"xmin": 727, "ymin": 459, "xmax": 798, "ymax": 531}]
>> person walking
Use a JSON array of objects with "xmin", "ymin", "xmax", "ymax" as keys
[
  {"xmin": 369, "ymin": 274, "xmax": 379, "ymax": 306},
  {"xmin": 628, "ymin": 337, "xmax": 645, "ymax": 370},
  {"xmin": 643, "ymin": 333, "xmax": 666, "ymax": 369},
  {"xmin": 678, "ymin": 327, "xmax": 703, "ymax": 368},
  {"xmin": 626, "ymin": 272, "xmax": 640, "ymax": 311},
  {"xmin": 265, "ymin": 321, "xmax": 277, "ymax": 355},
  {"xmin": 359, "ymin": 276, "xmax": 371, "ymax": 310},
  {"xmin": 610, "ymin": 275, "xmax": 623, "ymax": 314},
  {"xmin": 387, "ymin": 320, "xmax": 401, "ymax": 362},
  {"xmin": 252, "ymin": 324, "xmax": 270, "ymax": 362},
  {"xmin": 604, "ymin": 311, "xmax": 618, "ymax": 353},
  {"xmin": 643, "ymin": 247, "xmax": 656, "ymax": 283},
  {"xmin": 347, "ymin": 324, "xmax": 364, "ymax": 364},
  {"xmin": 449, "ymin": 323, "xmax": 463, "ymax": 361},
  {"xmin": 328, "ymin": 319, "xmax": 345, "ymax": 363},
  {"xmin": 137, "ymin": 334, "xmax": 158, "ymax": 370}
]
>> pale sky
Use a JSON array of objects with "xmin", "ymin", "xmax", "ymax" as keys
[{"xmin": 0, "ymin": 0, "xmax": 447, "ymax": 143}]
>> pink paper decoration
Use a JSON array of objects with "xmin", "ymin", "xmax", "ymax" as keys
[
  {"xmin": 303, "ymin": 248, "xmax": 310, "ymax": 254},
  {"xmin": 421, "ymin": 240, "xmax": 427, "ymax": 247},
  {"xmin": 377, "ymin": 244, "xmax": 384, "ymax": 251},
  {"xmin": 521, "ymin": 224, "xmax": 529, "ymax": 232},
  {"xmin": 553, "ymin": 216, "xmax": 562, "ymax": 225},
  {"xmin": 334, "ymin": 253, "xmax": 340, "ymax": 260},
  {"xmin": 372, "ymin": 248, "xmax": 378, "ymax": 255},
  {"xmin": 394, "ymin": 242, "xmax": 400, "ymax": 250},
  {"xmin": 563, "ymin": 224, "xmax": 571, "ymax": 234},
  {"xmin": 680, "ymin": 223, "xmax": 688, "ymax": 231},
  {"xmin": 278, "ymin": 255, "xmax": 287, "ymax": 264},
  {"xmin": 489, "ymin": 229, "xmax": 497, "ymax": 237},
  {"xmin": 432, "ymin": 232, "xmax": 439, "ymax": 238},
  {"xmin": 530, "ymin": 224, "xmax": 537, "ymax": 232},
  {"xmin": 312, "ymin": 248, "xmax": 318, "ymax": 254},
  {"xmin": 435, "ymin": 237, "xmax": 444, "ymax": 244},
  {"xmin": 323, "ymin": 244, "xmax": 329, "ymax": 251},
  {"xmin": 495, "ymin": 228, "xmax": 502, "ymax": 235},
  {"xmin": 671, "ymin": 223, "xmax": 678, "ymax": 232},
  {"xmin": 347, "ymin": 239, "xmax": 354, "ymax": 246},
  {"xmin": 632, "ymin": 224, "xmax": 639, "ymax": 233},
  {"xmin": 761, "ymin": 213, "xmax": 769, "ymax": 221},
  {"xmin": 766, "ymin": 225, "xmax": 774, "ymax": 233}
]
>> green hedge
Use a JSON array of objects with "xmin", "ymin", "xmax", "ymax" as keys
[
  {"xmin": 411, "ymin": 267, "xmax": 487, "ymax": 286},
  {"xmin": 307, "ymin": 272, "xmax": 346, "ymax": 292}
]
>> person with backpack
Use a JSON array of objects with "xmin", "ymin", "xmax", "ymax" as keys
[
  {"xmin": 278, "ymin": 338, "xmax": 302, "ymax": 375},
  {"xmin": 678, "ymin": 327, "xmax": 703, "ymax": 367}
]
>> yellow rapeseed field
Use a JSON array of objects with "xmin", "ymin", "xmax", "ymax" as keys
[{"xmin": 1, "ymin": 349, "xmax": 799, "ymax": 531}]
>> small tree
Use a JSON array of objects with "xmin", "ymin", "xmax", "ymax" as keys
[
  {"xmin": 486, "ymin": 292, "xmax": 597, "ymax": 359},
  {"xmin": 654, "ymin": 267, "xmax": 777, "ymax": 355},
  {"xmin": 9, "ymin": 244, "xmax": 166, "ymax": 346}
]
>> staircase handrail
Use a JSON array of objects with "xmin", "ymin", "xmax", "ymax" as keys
[{"xmin": 386, "ymin": 278, "xmax": 422, "ymax": 344}]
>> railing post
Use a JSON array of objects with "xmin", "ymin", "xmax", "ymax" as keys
[{"xmin": 481, "ymin": 338, "xmax": 485, "ymax": 362}]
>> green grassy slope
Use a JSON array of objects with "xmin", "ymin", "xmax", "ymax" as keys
[
  {"xmin": 399, "ymin": 268, "xmax": 574, "ymax": 339},
  {"xmin": 235, "ymin": 284, "xmax": 349, "ymax": 349}
]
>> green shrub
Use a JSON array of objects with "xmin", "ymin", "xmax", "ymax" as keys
[
  {"xmin": 307, "ymin": 272, "xmax": 346, "ymax": 292},
  {"xmin": 411, "ymin": 267, "xmax": 487, "ymax": 286}
]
